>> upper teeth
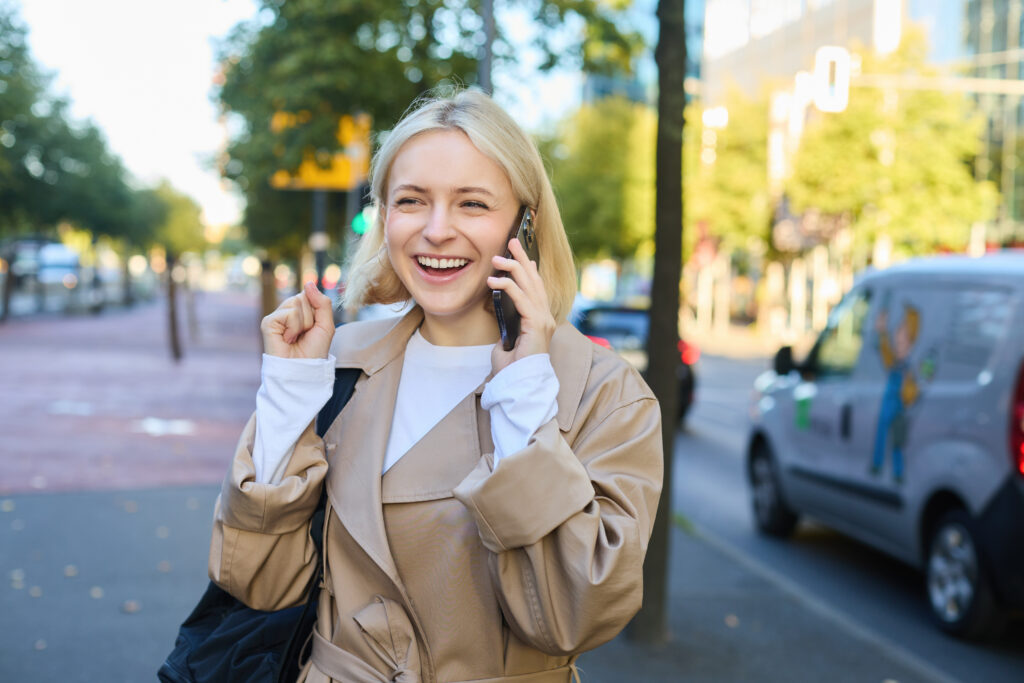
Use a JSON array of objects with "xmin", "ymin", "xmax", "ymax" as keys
[{"xmin": 418, "ymin": 257, "xmax": 467, "ymax": 269}]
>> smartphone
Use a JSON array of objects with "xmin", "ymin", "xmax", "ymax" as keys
[{"xmin": 492, "ymin": 206, "xmax": 539, "ymax": 351}]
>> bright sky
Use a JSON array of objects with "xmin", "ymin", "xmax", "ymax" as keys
[
  {"xmin": 17, "ymin": 0, "xmax": 258, "ymax": 228},
  {"xmin": 16, "ymin": 0, "xmax": 584, "ymax": 231}
]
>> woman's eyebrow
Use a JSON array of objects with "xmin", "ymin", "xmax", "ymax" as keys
[
  {"xmin": 391, "ymin": 183, "xmax": 428, "ymax": 195},
  {"xmin": 391, "ymin": 184, "xmax": 496, "ymax": 197},
  {"xmin": 453, "ymin": 186, "xmax": 495, "ymax": 197}
]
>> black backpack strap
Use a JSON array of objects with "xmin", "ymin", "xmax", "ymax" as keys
[
  {"xmin": 316, "ymin": 367, "xmax": 361, "ymax": 439},
  {"xmin": 310, "ymin": 367, "xmax": 360, "ymax": 554}
]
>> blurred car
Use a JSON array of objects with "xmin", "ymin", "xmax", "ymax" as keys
[
  {"xmin": 747, "ymin": 252, "xmax": 1024, "ymax": 639},
  {"xmin": 5, "ymin": 239, "xmax": 83, "ymax": 312},
  {"xmin": 570, "ymin": 299, "xmax": 698, "ymax": 424}
]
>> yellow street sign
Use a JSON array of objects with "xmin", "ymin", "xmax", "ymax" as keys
[{"xmin": 270, "ymin": 112, "xmax": 371, "ymax": 191}]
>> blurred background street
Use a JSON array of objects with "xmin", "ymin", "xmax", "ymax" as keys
[
  {"xmin": 0, "ymin": 293, "xmax": 1006, "ymax": 681},
  {"xmin": 1, "ymin": 293, "xmax": 1022, "ymax": 682},
  {"xmin": 5, "ymin": 0, "xmax": 1024, "ymax": 680}
]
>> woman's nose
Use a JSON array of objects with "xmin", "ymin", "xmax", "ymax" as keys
[{"xmin": 422, "ymin": 206, "xmax": 456, "ymax": 243}]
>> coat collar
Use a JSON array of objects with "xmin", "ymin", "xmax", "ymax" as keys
[
  {"xmin": 330, "ymin": 306, "xmax": 425, "ymax": 376},
  {"xmin": 330, "ymin": 306, "xmax": 594, "ymax": 433},
  {"xmin": 324, "ymin": 305, "xmax": 596, "ymax": 586}
]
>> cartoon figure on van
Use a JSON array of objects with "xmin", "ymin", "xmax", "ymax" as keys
[{"xmin": 871, "ymin": 302, "xmax": 921, "ymax": 484}]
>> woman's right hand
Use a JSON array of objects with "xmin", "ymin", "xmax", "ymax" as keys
[{"xmin": 260, "ymin": 282, "xmax": 336, "ymax": 359}]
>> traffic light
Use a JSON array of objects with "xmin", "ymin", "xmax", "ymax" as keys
[{"xmin": 350, "ymin": 183, "xmax": 375, "ymax": 235}]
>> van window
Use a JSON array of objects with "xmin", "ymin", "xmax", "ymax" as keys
[
  {"xmin": 943, "ymin": 288, "xmax": 1012, "ymax": 373},
  {"xmin": 814, "ymin": 288, "xmax": 872, "ymax": 377}
]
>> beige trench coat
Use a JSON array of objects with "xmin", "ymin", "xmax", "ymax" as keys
[{"xmin": 209, "ymin": 308, "xmax": 663, "ymax": 682}]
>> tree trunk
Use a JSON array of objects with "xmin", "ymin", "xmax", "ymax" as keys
[
  {"xmin": 628, "ymin": 0, "xmax": 686, "ymax": 644},
  {"xmin": 260, "ymin": 258, "xmax": 278, "ymax": 318},
  {"xmin": 0, "ymin": 248, "xmax": 13, "ymax": 322},
  {"xmin": 167, "ymin": 251, "xmax": 183, "ymax": 362},
  {"xmin": 184, "ymin": 258, "xmax": 199, "ymax": 343},
  {"xmin": 259, "ymin": 258, "xmax": 278, "ymax": 355},
  {"xmin": 122, "ymin": 254, "xmax": 134, "ymax": 307},
  {"xmin": 88, "ymin": 236, "xmax": 104, "ymax": 315}
]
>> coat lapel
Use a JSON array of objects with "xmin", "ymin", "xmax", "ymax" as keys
[
  {"xmin": 323, "ymin": 308, "xmax": 424, "ymax": 585},
  {"xmin": 381, "ymin": 391, "xmax": 484, "ymax": 503},
  {"xmin": 324, "ymin": 354, "xmax": 404, "ymax": 584}
]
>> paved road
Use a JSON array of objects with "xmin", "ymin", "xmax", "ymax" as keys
[{"xmin": 0, "ymin": 293, "xmax": 999, "ymax": 681}]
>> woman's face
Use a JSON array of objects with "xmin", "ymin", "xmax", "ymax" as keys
[{"xmin": 384, "ymin": 129, "xmax": 520, "ymax": 340}]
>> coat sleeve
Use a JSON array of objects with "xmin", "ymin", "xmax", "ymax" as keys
[
  {"xmin": 208, "ymin": 412, "xmax": 328, "ymax": 611},
  {"xmin": 453, "ymin": 372, "xmax": 663, "ymax": 656}
]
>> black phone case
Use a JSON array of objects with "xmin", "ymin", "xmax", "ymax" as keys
[{"xmin": 494, "ymin": 207, "xmax": 539, "ymax": 351}]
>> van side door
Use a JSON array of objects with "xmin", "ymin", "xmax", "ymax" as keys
[
  {"xmin": 834, "ymin": 284, "xmax": 955, "ymax": 554},
  {"xmin": 783, "ymin": 286, "xmax": 877, "ymax": 521}
]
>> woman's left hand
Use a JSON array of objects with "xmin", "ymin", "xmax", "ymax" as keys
[{"xmin": 487, "ymin": 236, "xmax": 556, "ymax": 374}]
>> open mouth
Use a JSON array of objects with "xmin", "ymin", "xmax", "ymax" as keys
[{"xmin": 416, "ymin": 256, "xmax": 469, "ymax": 276}]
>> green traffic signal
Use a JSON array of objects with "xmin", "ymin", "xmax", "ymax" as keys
[
  {"xmin": 351, "ymin": 211, "xmax": 367, "ymax": 235},
  {"xmin": 351, "ymin": 205, "xmax": 375, "ymax": 235}
]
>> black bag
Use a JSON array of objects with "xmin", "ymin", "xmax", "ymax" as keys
[{"xmin": 158, "ymin": 367, "xmax": 360, "ymax": 683}]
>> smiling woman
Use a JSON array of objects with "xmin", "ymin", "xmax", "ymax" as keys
[{"xmin": 204, "ymin": 88, "xmax": 664, "ymax": 683}]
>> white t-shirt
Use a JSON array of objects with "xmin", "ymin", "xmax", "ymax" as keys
[{"xmin": 252, "ymin": 330, "xmax": 559, "ymax": 484}]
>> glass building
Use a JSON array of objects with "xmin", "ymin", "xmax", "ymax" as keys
[
  {"xmin": 703, "ymin": 0, "xmax": 1024, "ymax": 247},
  {"xmin": 959, "ymin": 0, "xmax": 1024, "ymax": 243}
]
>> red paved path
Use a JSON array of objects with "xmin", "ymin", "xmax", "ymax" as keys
[{"xmin": 0, "ymin": 291, "xmax": 263, "ymax": 494}]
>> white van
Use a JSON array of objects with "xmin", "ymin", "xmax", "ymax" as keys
[{"xmin": 747, "ymin": 252, "xmax": 1024, "ymax": 638}]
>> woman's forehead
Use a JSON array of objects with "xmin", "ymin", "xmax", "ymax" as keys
[{"xmin": 388, "ymin": 129, "xmax": 511, "ymax": 192}]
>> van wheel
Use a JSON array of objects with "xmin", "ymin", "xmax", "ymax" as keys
[
  {"xmin": 925, "ymin": 510, "xmax": 1003, "ymax": 639},
  {"xmin": 749, "ymin": 442, "xmax": 798, "ymax": 538}
]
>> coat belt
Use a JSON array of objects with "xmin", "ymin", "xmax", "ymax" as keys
[
  {"xmin": 311, "ymin": 628, "xmax": 578, "ymax": 683},
  {"xmin": 311, "ymin": 594, "xmax": 578, "ymax": 683}
]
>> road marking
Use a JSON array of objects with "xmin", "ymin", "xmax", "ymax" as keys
[{"xmin": 693, "ymin": 522, "xmax": 962, "ymax": 683}]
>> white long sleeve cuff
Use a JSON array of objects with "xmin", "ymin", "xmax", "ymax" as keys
[
  {"xmin": 253, "ymin": 354, "xmax": 335, "ymax": 484},
  {"xmin": 481, "ymin": 354, "xmax": 559, "ymax": 468}
]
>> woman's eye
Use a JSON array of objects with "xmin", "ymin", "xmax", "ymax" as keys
[
  {"xmin": 462, "ymin": 200, "xmax": 488, "ymax": 210},
  {"xmin": 395, "ymin": 197, "xmax": 418, "ymax": 206}
]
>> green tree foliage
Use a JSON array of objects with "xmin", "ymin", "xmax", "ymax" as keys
[
  {"xmin": 545, "ymin": 91, "xmax": 772, "ymax": 266},
  {"xmin": 0, "ymin": 2, "xmax": 51, "ymax": 232},
  {"xmin": 787, "ymin": 32, "xmax": 998, "ymax": 254},
  {"xmin": 153, "ymin": 181, "xmax": 205, "ymax": 258},
  {"xmin": 685, "ymin": 92, "xmax": 771, "ymax": 254},
  {"xmin": 547, "ymin": 96, "xmax": 655, "ymax": 261},
  {"xmin": 216, "ymin": 0, "xmax": 646, "ymax": 258},
  {"xmin": 0, "ymin": 1, "xmax": 169, "ymax": 248}
]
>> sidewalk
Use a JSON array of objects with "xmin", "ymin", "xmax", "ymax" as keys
[
  {"xmin": 0, "ymin": 292, "xmax": 942, "ymax": 681},
  {"xmin": 0, "ymin": 484, "xmax": 942, "ymax": 682},
  {"xmin": 0, "ymin": 290, "xmax": 262, "ymax": 494}
]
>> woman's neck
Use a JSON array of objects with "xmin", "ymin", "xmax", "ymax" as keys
[{"xmin": 419, "ymin": 309, "xmax": 499, "ymax": 347}]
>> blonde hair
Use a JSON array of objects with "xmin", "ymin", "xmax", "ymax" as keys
[{"xmin": 342, "ymin": 88, "xmax": 577, "ymax": 322}]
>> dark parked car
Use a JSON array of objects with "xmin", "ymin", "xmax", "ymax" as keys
[{"xmin": 570, "ymin": 300, "xmax": 698, "ymax": 424}]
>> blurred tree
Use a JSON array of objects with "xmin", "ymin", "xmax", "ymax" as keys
[
  {"xmin": 686, "ymin": 93, "xmax": 771, "ymax": 254},
  {"xmin": 787, "ymin": 31, "xmax": 998, "ymax": 257},
  {"xmin": 153, "ymin": 181, "xmax": 206, "ymax": 361},
  {"xmin": 0, "ymin": 2, "xmax": 155, "ymax": 318},
  {"xmin": 116, "ymin": 187, "xmax": 168, "ymax": 306},
  {"xmin": 547, "ymin": 97, "xmax": 656, "ymax": 261},
  {"xmin": 215, "ymin": 0, "xmax": 646, "ymax": 315},
  {"xmin": 0, "ymin": 1, "xmax": 49, "ymax": 235}
]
